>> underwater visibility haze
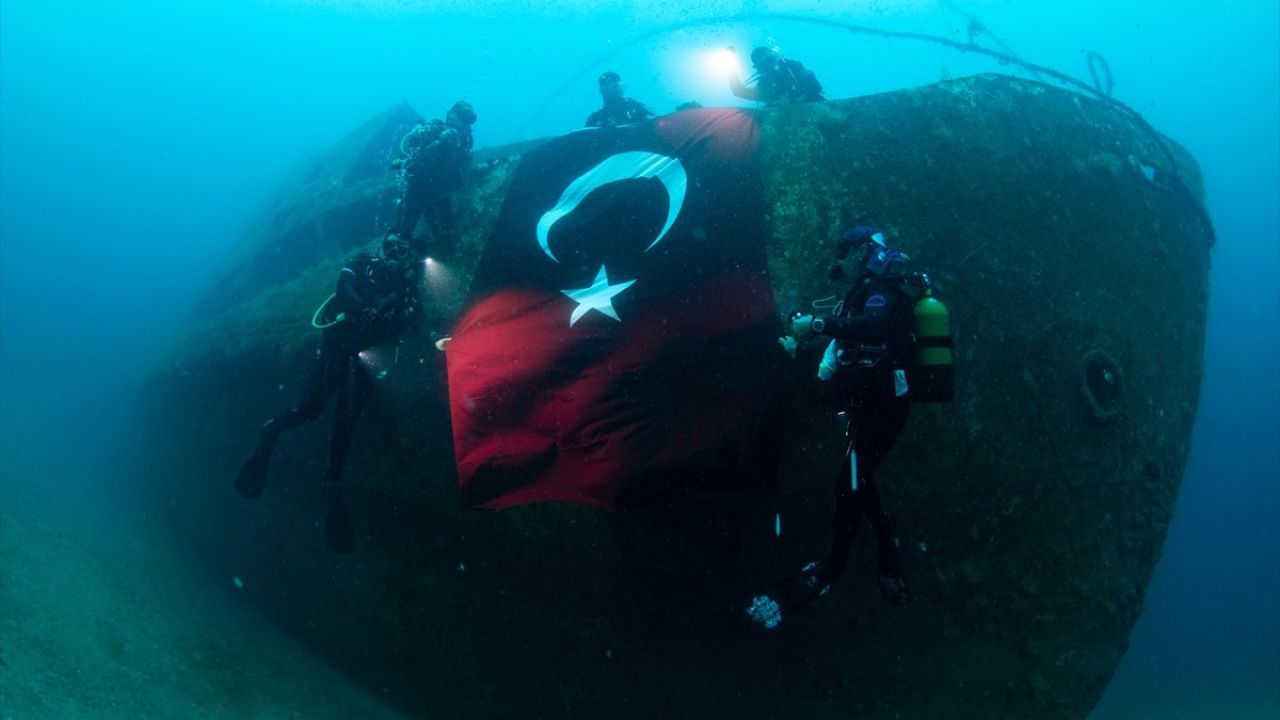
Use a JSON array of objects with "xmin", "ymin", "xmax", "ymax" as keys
[{"xmin": 1, "ymin": 1, "xmax": 1276, "ymax": 718}]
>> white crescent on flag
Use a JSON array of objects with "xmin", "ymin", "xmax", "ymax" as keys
[{"xmin": 535, "ymin": 151, "xmax": 687, "ymax": 263}]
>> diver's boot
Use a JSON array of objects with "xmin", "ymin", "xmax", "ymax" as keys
[
  {"xmin": 876, "ymin": 538, "xmax": 911, "ymax": 607},
  {"xmin": 324, "ymin": 486, "xmax": 355, "ymax": 555},
  {"xmin": 234, "ymin": 420, "xmax": 278, "ymax": 499}
]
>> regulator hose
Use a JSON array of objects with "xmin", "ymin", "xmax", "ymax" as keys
[{"xmin": 311, "ymin": 293, "xmax": 347, "ymax": 329}]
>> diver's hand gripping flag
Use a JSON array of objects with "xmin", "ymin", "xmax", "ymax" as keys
[{"xmin": 445, "ymin": 109, "xmax": 785, "ymax": 510}]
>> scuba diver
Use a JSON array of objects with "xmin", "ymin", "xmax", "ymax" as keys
[
  {"xmin": 234, "ymin": 235, "xmax": 421, "ymax": 554},
  {"xmin": 749, "ymin": 227, "xmax": 923, "ymax": 629},
  {"xmin": 585, "ymin": 71, "xmax": 656, "ymax": 128},
  {"xmin": 389, "ymin": 100, "xmax": 477, "ymax": 250},
  {"xmin": 730, "ymin": 47, "xmax": 825, "ymax": 106}
]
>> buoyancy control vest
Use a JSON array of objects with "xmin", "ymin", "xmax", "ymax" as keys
[{"xmin": 827, "ymin": 272, "xmax": 954, "ymax": 403}]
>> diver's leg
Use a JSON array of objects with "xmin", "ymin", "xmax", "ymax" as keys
[
  {"xmin": 423, "ymin": 189, "xmax": 457, "ymax": 253},
  {"xmin": 748, "ymin": 432, "xmax": 862, "ymax": 628},
  {"xmin": 849, "ymin": 396, "xmax": 908, "ymax": 483},
  {"xmin": 325, "ymin": 358, "xmax": 374, "ymax": 485},
  {"xmin": 853, "ymin": 396, "xmax": 908, "ymax": 545},
  {"xmin": 818, "ymin": 396, "xmax": 909, "ymax": 582},
  {"xmin": 819, "ymin": 444, "xmax": 864, "ymax": 585},
  {"xmin": 750, "ymin": 449, "xmax": 857, "ymax": 625},
  {"xmin": 850, "ymin": 479, "xmax": 910, "ymax": 605},
  {"xmin": 235, "ymin": 344, "xmax": 341, "ymax": 498},
  {"xmin": 852, "ymin": 397, "xmax": 912, "ymax": 604},
  {"xmin": 394, "ymin": 175, "xmax": 427, "ymax": 239},
  {"xmin": 322, "ymin": 358, "xmax": 372, "ymax": 553}
]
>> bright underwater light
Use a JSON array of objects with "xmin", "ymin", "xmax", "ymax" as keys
[
  {"xmin": 422, "ymin": 255, "xmax": 461, "ymax": 305},
  {"xmin": 705, "ymin": 46, "xmax": 741, "ymax": 80}
]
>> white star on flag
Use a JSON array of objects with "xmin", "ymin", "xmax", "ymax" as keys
[{"xmin": 562, "ymin": 265, "xmax": 636, "ymax": 326}]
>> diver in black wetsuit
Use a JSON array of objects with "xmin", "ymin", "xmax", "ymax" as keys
[
  {"xmin": 748, "ymin": 227, "xmax": 914, "ymax": 629},
  {"xmin": 729, "ymin": 47, "xmax": 824, "ymax": 106},
  {"xmin": 234, "ymin": 235, "xmax": 420, "ymax": 553},
  {"xmin": 585, "ymin": 71, "xmax": 656, "ymax": 128},
  {"xmin": 389, "ymin": 100, "xmax": 476, "ymax": 249}
]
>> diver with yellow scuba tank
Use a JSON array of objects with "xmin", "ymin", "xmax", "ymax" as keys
[
  {"xmin": 748, "ymin": 226, "xmax": 953, "ymax": 629},
  {"xmin": 234, "ymin": 235, "xmax": 421, "ymax": 554}
]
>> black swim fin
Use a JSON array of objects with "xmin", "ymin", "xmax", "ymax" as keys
[
  {"xmin": 876, "ymin": 539, "xmax": 912, "ymax": 606},
  {"xmin": 234, "ymin": 446, "xmax": 272, "ymax": 498},
  {"xmin": 746, "ymin": 561, "xmax": 835, "ymax": 629},
  {"xmin": 325, "ymin": 492, "xmax": 354, "ymax": 554},
  {"xmin": 235, "ymin": 420, "xmax": 279, "ymax": 499}
]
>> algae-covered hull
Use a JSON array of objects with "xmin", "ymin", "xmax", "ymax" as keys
[{"xmin": 144, "ymin": 74, "xmax": 1210, "ymax": 719}]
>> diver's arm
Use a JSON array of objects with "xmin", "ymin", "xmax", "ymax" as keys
[
  {"xmin": 373, "ymin": 284, "xmax": 412, "ymax": 316},
  {"xmin": 819, "ymin": 311, "xmax": 889, "ymax": 341},
  {"xmin": 402, "ymin": 124, "xmax": 427, "ymax": 153},
  {"xmin": 373, "ymin": 283, "xmax": 424, "ymax": 337},
  {"xmin": 793, "ymin": 290, "xmax": 898, "ymax": 342},
  {"xmin": 824, "ymin": 290, "xmax": 900, "ymax": 340},
  {"xmin": 415, "ymin": 133, "xmax": 443, "ymax": 158},
  {"xmin": 406, "ymin": 121, "xmax": 447, "ymax": 154},
  {"xmin": 335, "ymin": 266, "xmax": 366, "ymax": 309},
  {"xmin": 397, "ymin": 290, "xmax": 427, "ymax": 338},
  {"xmin": 730, "ymin": 73, "xmax": 760, "ymax": 101},
  {"xmin": 428, "ymin": 127, "xmax": 470, "ymax": 163}
]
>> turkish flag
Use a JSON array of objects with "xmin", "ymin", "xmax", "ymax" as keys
[{"xmin": 445, "ymin": 109, "xmax": 786, "ymax": 510}]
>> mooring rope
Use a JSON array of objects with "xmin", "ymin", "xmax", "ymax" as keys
[
  {"xmin": 513, "ymin": 12, "xmax": 1215, "ymax": 246},
  {"xmin": 1086, "ymin": 50, "xmax": 1115, "ymax": 97}
]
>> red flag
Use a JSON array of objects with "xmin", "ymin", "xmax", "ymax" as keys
[{"xmin": 446, "ymin": 109, "xmax": 784, "ymax": 510}]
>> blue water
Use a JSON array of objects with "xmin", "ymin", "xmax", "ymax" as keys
[{"xmin": 1, "ymin": 1, "xmax": 1276, "ymax": 717}]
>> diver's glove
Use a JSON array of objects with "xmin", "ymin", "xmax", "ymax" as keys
[
  {"xmin": 878, "ymin": 572, "xmax": 911, "ymax": 607},
  {"xmin": 789, "ymin": 313, "xmax": 816, "ymax": 339},
  {"xmin": 778, "ymin": 335, "xmax": 798, "ymax": 358}
]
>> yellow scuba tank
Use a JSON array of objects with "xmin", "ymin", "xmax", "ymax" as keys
[{"xmin": 911, "ymin": 287, "xmax": 954, "ymax": 403}]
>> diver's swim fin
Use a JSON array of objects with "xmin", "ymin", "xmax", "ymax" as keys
[
  {"xmin": 746, "ymin": 561, "xmax": 834, "ymax": 629},
  {"xmin": 876, "ymin": 539, "xmax": 912, "ymax": 606},
  {"xmin": 325, "ymin": 492, "xmax": 354, "ymax": 554},
  {"xmin": 234, "ymin": 445, "xmax": 271, "ymax": 498},
  {"xmin": 234, "ymin": 421, "xmax": 277, "ymax": 499}
]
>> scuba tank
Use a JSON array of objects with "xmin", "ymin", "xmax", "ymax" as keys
[{"xmin": 906, "ymin": 275, "xmax": 954, "ymax": 403}]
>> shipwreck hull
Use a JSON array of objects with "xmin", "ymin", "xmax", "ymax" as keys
[{"xmin": 143, "ymin": 74, "xmax": 1210, "ymax": 719}]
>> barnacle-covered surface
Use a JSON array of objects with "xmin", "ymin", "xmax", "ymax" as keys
[
  {"xmin": 143, "ymin": 74, "xmax": 1210, "ymax": 719},
  {"xmin": 758, "ymin": 74, "xmax": 1209, "ymax": 718}
]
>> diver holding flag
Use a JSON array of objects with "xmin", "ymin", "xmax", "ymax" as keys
[
  {"xmin": 749, "ymin": 226, "xmax": 954, "ymax": 629},
  {"xmin": 729, "ymin": 46, "xmax": 825, "ymax": 106},
  {"xmin": 585, "ymin": 71, "xmax": 656, "ymax": 128}
]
